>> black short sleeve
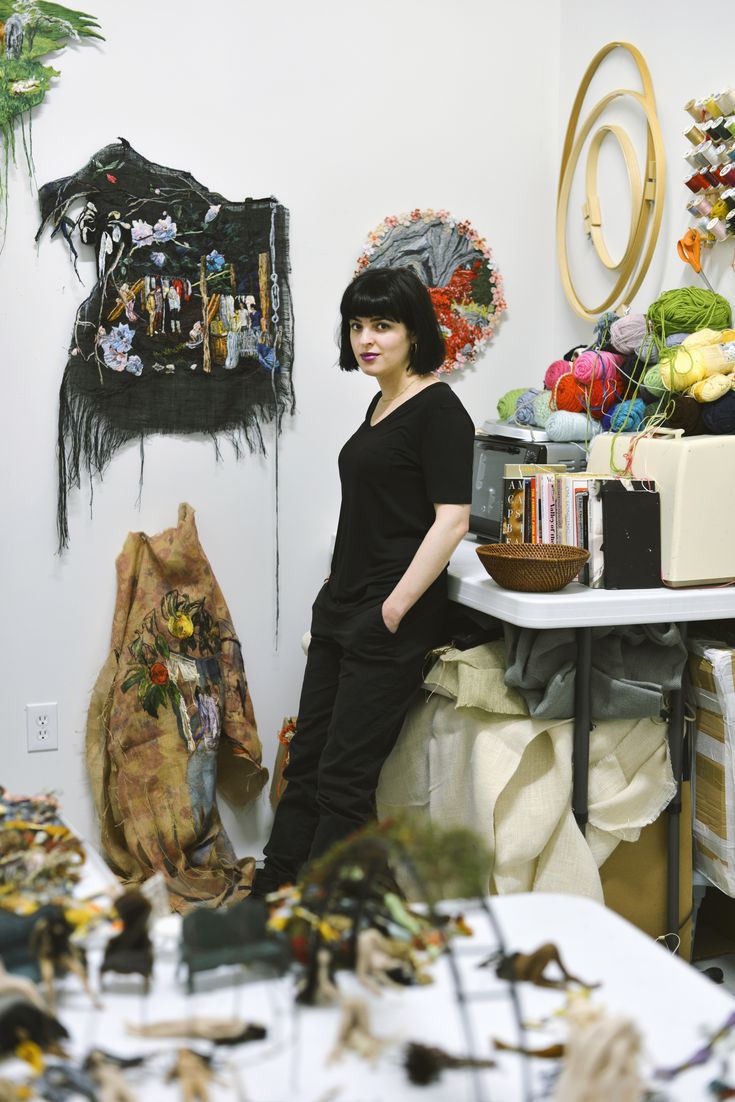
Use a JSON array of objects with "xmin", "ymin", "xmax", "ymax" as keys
[{"xmin": 421, "ymin": 390, "xmax": 475, "ymax": 504}]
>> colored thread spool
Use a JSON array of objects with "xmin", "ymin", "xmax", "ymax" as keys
[
  {"xmin": 720, "ymin": 166, "xmax": 735, "ymax": 187},
  {"xmin": 685, "ymin": 148, "xmax": 708, "ymax": 169},
  {"xmin": 684, "ymin": 124, "xmax": 705, "ymax": 145},
  {"xmin": 695, "ymin": 98, "xmax": 711, "ymax": 119},
  {"xmin": 726, "ymin": 117, "xmax": 735, "ymax": 139},
  {"xmin": 685, "ymin": 99, "xmax": 703, "ymax": 121},
  {"xmin": 707, "ymin": 218, "xmax": 728, "ymax": 241},
  {"xmin": 710, "ymin": 199, "xmax": 730, "ymax": 219},
  {"xmin": 684, "ymin": 172, "xmax": 707, "ymax": 193},
  {"xmin": 705, "ymin": 97, "xmax": 723, "ymax": 118},
  {"xmin": 722, "ymin": 189, "xmax": 735, "ymax": 211},
  {"xmin": 701, "ymin": 169, "xmax": 721, "ymax": 188},
  {"xmin": 716, "ymin": 91, "xmax": 735, "ymax": 115},
  {"xmin": 700, "ymin": 140, "xmax": 720, "ymax": 165},
  {"xmin": 688, "ymin": 196, "xmax": 714, "ymax": 217}
]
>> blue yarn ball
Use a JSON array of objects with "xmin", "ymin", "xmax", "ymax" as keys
[
  {"xmin": 601, "ymin": 403, "xmax": 621, "ymax": 431},
  {"xmin": 701, "ymin": 390, "xmax": 735, "ymax": 434},
  {"xmin": 610, "ymin": 398, "xmax": 646, "ymax": 432},
  {"xmin": 665, "ymin": 332, "xmax": 688, "ymax": 348},
  {"xmin": 515, "ymin": 388, "xmax": 541, "ymax": 426}
]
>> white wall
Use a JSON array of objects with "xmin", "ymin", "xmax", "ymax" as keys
[
  {"xmin": 555, "ymin": 0, "xmax": 735, "ymax": 352},
  {"xmin": 0, "ymin": 0, "xmax": 561, "ymax": 853}
]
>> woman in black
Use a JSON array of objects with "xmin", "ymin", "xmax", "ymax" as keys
[{"xmin": 252, "ymin": 267, "xmax": 475, "ymax": 896}]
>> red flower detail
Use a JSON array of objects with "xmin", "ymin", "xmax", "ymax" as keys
[
  {"xmin": 106, "ymin": 173, "xmax": 117, "ymax": 184},
  {"xmin": 150, "ymin": 662, "xmax": 169, "ymax": 685}
]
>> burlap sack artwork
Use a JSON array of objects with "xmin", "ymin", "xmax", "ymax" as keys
[{"xmin": 86, "ymin": 504, "xmax": 267, "ymax": 910}]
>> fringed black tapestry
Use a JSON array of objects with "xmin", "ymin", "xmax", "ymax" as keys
[{"xmin": 37, "ymin": 139, "xmax": 294, "ymax": 549}]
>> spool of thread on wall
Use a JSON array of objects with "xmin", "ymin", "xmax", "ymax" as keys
[
  {"xmin": 497, "ymin": 388, "xmax": 528, "ymax": 421},
  {"xmin": 685, "ymin": 123, "xmax": 706, "ymax": 145},
  {"xmin": 546, "ymin": 411, "xmax": 602, "ymax": 443}
]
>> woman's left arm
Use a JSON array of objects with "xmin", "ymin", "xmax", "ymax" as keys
[{"xmin": 381, "ymin": 502, "xmax": 470, "ymax": 633}]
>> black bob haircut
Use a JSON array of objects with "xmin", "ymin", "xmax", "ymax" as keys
[{"xmin": 338, "ymin": 267, "xmax": 445, "ymax": 375}]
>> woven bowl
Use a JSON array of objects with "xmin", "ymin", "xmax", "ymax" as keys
[{"xmin": 476, "ymin": 543, "xmax": 590, "ymax": 593}]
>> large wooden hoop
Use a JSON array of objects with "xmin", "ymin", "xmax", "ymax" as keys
[{"xmin": 556, "ymin": 42, "xmax": 666, "ymax": 321}]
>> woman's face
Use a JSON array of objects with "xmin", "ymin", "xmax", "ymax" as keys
[{"xmin": 349, "ymin": 316, "xmax": 413, "ymax": 381}]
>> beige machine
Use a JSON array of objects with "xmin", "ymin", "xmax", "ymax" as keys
[{"xmin": 586, "ymin": 429, "xmax": 735, "ymax": 587}]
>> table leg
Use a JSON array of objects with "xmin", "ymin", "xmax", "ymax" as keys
[
  {"xmin": 666, "ymin": 622, "xmax": 688, "ymax": 952},
  {"xmin": 572, "ymin": 626, "xmax": 593, "ymax": 833}
]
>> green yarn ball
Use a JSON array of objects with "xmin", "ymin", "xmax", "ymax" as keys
[
  {"xmin": 647, "ymin": 287, "xmax": 732, "ymax": 339},
  {"xmin": 642, "ymin": 364, "xmax": 667, "ymax": 397},
  {"xmin": 532, "ymin": 390, "xmax": 553, "ymax": 427},
  {"xmin": 497, "ymin": 387, "xmax": 527, "ymax": 421}
]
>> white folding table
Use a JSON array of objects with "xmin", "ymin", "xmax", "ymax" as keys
[{"xmin": 447, "ymin": 537, "xmax": 735, "ymax": 946}]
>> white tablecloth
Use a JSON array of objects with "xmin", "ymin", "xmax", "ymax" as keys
[{"xmin": 6, "ymin": 892, "xmax": 732, "ymax": 1101}]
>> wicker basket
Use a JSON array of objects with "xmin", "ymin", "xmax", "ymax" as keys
[{"xmin": 476, "ymin": 543, "xmax": 590, "ymax": 593}]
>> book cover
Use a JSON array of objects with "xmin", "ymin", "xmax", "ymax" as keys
[{"xmin": 501, "ymin": 477, "xmax": 525, "ymax": 543}]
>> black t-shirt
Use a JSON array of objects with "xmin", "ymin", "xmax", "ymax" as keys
[{"xmin": 329, "ymin": 381, "xmax": 475, "ymax": 601}]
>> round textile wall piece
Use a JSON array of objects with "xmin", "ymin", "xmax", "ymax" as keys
[{"xmin": 355, "ymin": 209, "xmax": 506, "ymax": 374}]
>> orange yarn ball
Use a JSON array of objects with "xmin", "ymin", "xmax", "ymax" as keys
[{"xmin": 553, "ymin": 372, "xmax": 621, "ymax": 420}]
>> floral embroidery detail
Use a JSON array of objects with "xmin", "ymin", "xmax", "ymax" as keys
[
  {"xmin": 355, "ymin": 210, "xmax": 506, "ymax": 375},
  {"xmin": 152, "ymin": 213, "xmax": 177, "ymax": 242},
  {"xmin": 131, "ymin": 219, "xmax": 154, "ymax": 245},
  {"xmin": 168, "ymin": 611, "xmax": 194, "ymax": 639},
  {"xmin": 150, "ymin": 662, "xmax": 169, "ymax": 685},
  {"xmin": 205, "ymin": 249, "xmax": 225, "ymax": 273}
]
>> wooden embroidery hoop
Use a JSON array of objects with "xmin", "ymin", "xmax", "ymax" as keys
[{"xmin": 556, "ymin": 41, "xmax": 666, "ymax": 320}]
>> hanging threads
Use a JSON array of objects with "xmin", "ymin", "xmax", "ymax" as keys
[{"xmin": 647, "ymin": 287, "xmax": 732, "ymax": 338}]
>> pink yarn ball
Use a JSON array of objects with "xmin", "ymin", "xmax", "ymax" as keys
[
  {"xmin": 544, "ymin": 359, "xmax": 572, "ymax": 389},
  {"xmin": 572, "ymin": 350, "xmax": 625, "ymax": 385}
]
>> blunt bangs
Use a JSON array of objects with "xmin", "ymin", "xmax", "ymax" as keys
[{"xmin": 338, "ymin": 267, "xmax": 445, "ymax": 375}]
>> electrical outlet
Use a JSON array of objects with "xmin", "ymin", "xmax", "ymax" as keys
[{"xmin": 26, "ymin": 703, "xmax": 59, "ymax": 753}]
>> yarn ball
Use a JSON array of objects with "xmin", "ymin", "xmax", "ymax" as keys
[
  {"xmin": 701, "ymin": 390, "xmax": 735, "ymax": 433},
  {"xmin": 689, "ymin": 373, "xmax": 732, "ymax": 402},
  {"xmin": 637, "ymin": 334, "xmax": 659, "ymax": 366},
  {"xmin": 660, "ymin": 348, "xmax": 709, "ymax": 392},
  {"xmin": 553, "ymin": 373, "xmax": 584, "ymax": 413},
  {"xmin": 572, "ymin": 349, "xmax": 623, "ymax": 384},
  {"xmin": 682, "ymin": 327, "xmax": 722, "ymax": 350},
  {"xmin": 544, "ymin": 359, "xmax": 572, "ymax": 390},
  {"xmin": 664, "ymin": 394, "xmax": 706, "ymax": 435},
  {"xmin": 546, "ymin": 411, "xmax": 602, "ymax": 442},
  {"xmin": 647, "ymin": 287, "xmax": 732, "ymax": 338},
  {"xmin": 592, "ymin": 311, "xmax": 621, "ymax": 349},
  {"xmin": 585, "ymin": 377, "xmax": 621, "ymax": 420},
  {"xmin": 601, "ymin": 403, "xmax": 620, "ymax": 431},
  {"xmin": 642, "ymin": 365, "xmax": 667, "ymax": 397},
  {"xmin": 515, "ymin": 388, "xmax": 541, "ymax": 425},
  {"xmin": 497, "ymin": 387, "xmax": 527, "ymax": 421},
  {"xmin": 665, "ymin": 333, "xmax": 688, "ymax": 348},
  {"xmin": 532, "ymin": 390, "xmax": 553, "ymax": 428},
  {"xmin": 610, "ymin": 313, "xmax": 648, "ymax": 355},
  {"xmin": 610, "ymin": 398, "xmax": 646, "ymax": 433}
]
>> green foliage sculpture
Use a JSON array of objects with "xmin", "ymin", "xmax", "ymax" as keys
[{"xmin": 0, "ymin": 0, "xmax": 102, "ymax": 242}]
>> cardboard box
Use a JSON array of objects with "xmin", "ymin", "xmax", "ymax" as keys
[
  {"xmin": 688, "ymin": 640, "xmax": 735, "ymax": 895},
  {"xmin": 601, "ymin": 783, "xmax": 693, "ymax": 960}
]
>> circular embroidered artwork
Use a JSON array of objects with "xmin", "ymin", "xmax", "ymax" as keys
[{"xmin": 355, "ymin": 209, "xmax": 506, "ymax": 374}]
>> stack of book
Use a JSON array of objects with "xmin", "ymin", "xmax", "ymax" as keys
[{"xmin": 501, "ymin": 464, "xmax": 662, "ymax": 589}]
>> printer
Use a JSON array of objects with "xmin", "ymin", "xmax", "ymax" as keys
[{"xmin": 470, "ymin": 420, "xmax": 586, "ymax": 542}]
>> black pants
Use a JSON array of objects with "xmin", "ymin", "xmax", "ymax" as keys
[{"xmin": 256, "ymin": 578, "xmax": 448, "ymax": 893}]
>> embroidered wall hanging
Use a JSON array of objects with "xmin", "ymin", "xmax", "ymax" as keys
[
  {"xmin": 37, "ymin": 139, "xmax": 294, "ymax": 548},
  {"xmin": 0, "ymin": 1, "xmax": 102, "ymax": 242},
  {"xmin": 86, "ymin": 504, "xmax": 267, "ymax": 911},
  {"xmin": 355, "ymin": 209, "xmax": 506, "ymax": 374}
]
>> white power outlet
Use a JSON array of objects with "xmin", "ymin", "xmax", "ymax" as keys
[{"xmin": 26, "ymin": 703, "xmax": 59, "ymax": 753}]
